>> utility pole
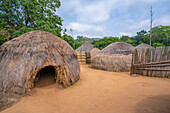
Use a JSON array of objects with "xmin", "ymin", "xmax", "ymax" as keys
[{"xmin": 150, "ymin": 6, "xmax": 154, "ymax": 46}]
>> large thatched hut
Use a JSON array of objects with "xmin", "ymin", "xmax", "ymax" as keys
[
  {"xmin": 90, "ymin": 48, "xmax": 100, "ymax": 60},
  {"xmin": 0, "ymin": 31, "xmax": 80, "ymax": 95},
  {"xmin": 76, "ymin": 41, "xmax": 93, "ymax": 52},
  {"xmin": 91, "ymin": 42, "xmax": 135, "ymax": 72}
]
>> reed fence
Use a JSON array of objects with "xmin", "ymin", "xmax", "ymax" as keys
[{"xmin": 131, "ymin": 47, "xmax": 170, "ymax": 77}]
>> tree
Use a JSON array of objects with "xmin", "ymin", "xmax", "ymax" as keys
[
  {"xmin": 61, "ymin": 29, "xmax": 75, "ymax": 49},
  {"xmin": 74, "ymin": 36, "xmax": 94, "ymax": 49},
  {"xmin": 92, "ymin": 36, "xmax": 120, "ymax": 49},
  {"xmin": 120, "ymin": 35, "xmax": 129, "ymax": 42},
  {"xmin": 0, "ymin": 0, "xmax": 62, "ymax": 45},
  {"xmin": 152, "ymin": 43, "xmax": 164, "ymax": 47},
  {"xmin": 75, "ymin": 42, "xmax": 84, "ymax": 49},
  {"xmin": 150, "ymin": 25, "xmax": 170, "ymax": 46},
  {"xmin": 134, "ymin": 30, "xmax": 147, "ymax": 45}
]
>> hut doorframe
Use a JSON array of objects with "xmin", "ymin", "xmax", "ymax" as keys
[{"xmin": 28, "ymin": 65, "xmax": 59, "ymax": 89}]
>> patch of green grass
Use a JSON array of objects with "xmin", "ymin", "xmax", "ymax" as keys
[
  {"xmin": 168, "ymin": 76, "xmax": 170, "ymax": 79},
  {"xmin": 68, "ymin": 79, "xmax": 81, "ymax": 89}
]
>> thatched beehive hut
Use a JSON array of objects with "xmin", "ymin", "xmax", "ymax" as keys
[
  {"xmin": 0, "ymin": 30, "xmax": 80, "ymax": 95},
  {"xmin": 90, "ymin": 48, "xmax": 100, "ymax": 60},
  {"xmin": 76, "ymin": 41, "xmax": 93, "ymax": 52},
  {"xmin": 135, "ymin": 43, "xmax": 155, "ymax": 51},
  {"xmin": 100, "ymin": 42, "xmax": 134, "ymax": 55},
  {"xmin": 91, "ymin": 42, "xmax": 135, "ymax": 72}
]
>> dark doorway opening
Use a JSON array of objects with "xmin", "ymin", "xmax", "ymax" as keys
[{"xmin": 34, "ymin": 66, "xmax": 56, "ymax": 88}]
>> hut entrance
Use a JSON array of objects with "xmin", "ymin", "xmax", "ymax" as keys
[{"xmin": 34, "ymin": 66, "xmax": 56, "ymax": 88}]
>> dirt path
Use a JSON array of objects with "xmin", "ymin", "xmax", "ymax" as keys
[{"xmin": 1, "ymin": 65, "xmax": 170, "ymax": 113}]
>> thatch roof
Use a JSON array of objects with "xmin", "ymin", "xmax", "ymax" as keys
[
  {"xmin": 90, "ymin": 48, "xmax": 100, "ymax": 60},
  {"xmin": 99, "ymin": 42, "xmax": 135, "ymax": 55},
  {"xmin": 135, "ymin": 43, "xmax": 155, "ymax": 51},
  {"xmin": 76, "ymin": 41, "xmax": 93, "ymax": 52},
  {"xmin": 90, "ymin": 42, "xmax": 134, "ymax": 72},
  {"xmin": 91, "ymin": 54, "xmax": 132, "ymax": 72},
  {"xmin": 136, "ymin": 43, "xmax": 155, "ymax": 49},
  {"xmin": 0, "ymin": 30, "xmax": 80, "ymax": 95}
]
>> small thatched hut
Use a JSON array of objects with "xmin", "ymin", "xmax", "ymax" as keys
[
  {"xmin": 76, "ymin": 41, "xmax": 93, "ymax": 52},
  {"xmin": 135, "ymin": 43, "xmax": 155, "ymax": 51},
  {"xmin": 0, "ymin": 31, "xmax": 80, "ymax": 95},
  {"xmin": 91, "ymin": 42, "xmax": 135, "ymax": 72},
  {"xmin": 90, "ymin": 48, "xmax": 100, "ymax": 60}
]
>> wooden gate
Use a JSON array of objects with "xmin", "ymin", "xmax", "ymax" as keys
[{"xmin": 76, "ymin": 51, "xmax": 91, "ymax": 64}]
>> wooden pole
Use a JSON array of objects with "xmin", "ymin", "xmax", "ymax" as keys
[{"xmin": 150, "ymin": 6, "xmax": 153, "ymax": 46}]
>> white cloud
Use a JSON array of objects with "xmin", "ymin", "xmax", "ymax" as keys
[
  {"xmin": 66, "ymin": 22, "xmax": 104, "ymax": 33},
  {"xmin": 75, "ymin": 2, "xmax": 110, "ymax": 23},
  {"xmin": 60, "ymin": 0, "xmax": 134, "ymax": 24},
  {"xmin": 119, "ymin": 32, "xmax": 134, "ymax": 36},
  {"xmin": 128, "ymin": 15, "xmax": 170, "ymax": 31},
  {"xmin": 74, "ymin": 34, "xmax": 102, "ymax": 39},
  {"xmin": 155, "ymin": 15, "xmax": 170, "ymax": 26},
  {"xmin": 59, "ymin": 0, "xmax": 170, "ymax": 38},
  {"xmin": 128, "ymin": 19, "xmax": 150, "ymax": 30},
  {"xmin": 60, "ymin": 0, "xmax": 169, "ymax": 24}
]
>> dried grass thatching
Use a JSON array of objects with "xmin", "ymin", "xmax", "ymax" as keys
[
  {"xmin": 135, "ymin": 43, "xmax": 155, "ymax": 51},
  {"xmin": 91, "ymin": 42, "xmax": 135, "ymax": 72},
  {"xmin": 91, "ymin": 54, "xmax": 132, "ymax": 72},
  {"xmin": 99, "ymin": 42, "xmax": 135, "ymax": 55},
  {"xmin": 135, "ymin": 43, "xmax": 155, "ymax": 49},
  {"xmin": 76, "ymin": 41, "xmax": 93, "ymax": 52},
  {"xmin": 0, "ymin": 30, "xmax": 80, "ymax": 95},
  {"xmin": 90, "ymin": 48, "xmax": 100, "ymax": 60}
]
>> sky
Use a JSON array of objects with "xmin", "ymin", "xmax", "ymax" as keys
[{"xmin": 57, "ymin": 0, "xmax": 170, "ymax": 39}]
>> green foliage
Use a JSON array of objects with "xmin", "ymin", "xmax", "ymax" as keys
[
  {"xmin": 74, "ymin": 25, "xmax": 169, "ymax": 49},
  {"xmin": 134, "ymin": 30, "xmax": 147, "ymax": 45},
  {"xmin": 0, "ymin": 37, "xmax": 6, "ymax": 45},
  {"xmin": 125, "ymin": 39, "xmax": 135, "ymax": 46},
  {"xmin": 76, "ymin": 36, "xmax": 94, "ymax": 43},
  {"xmin": 92, "ymin": 36, "xmax": 120, "ymax": 49},
  {"xmin": 119, "ymin": 26, "xmax": 170, "ymax": 48},
  {"xmin": 0, "ymin": 2, "xmax": 169, "ymax": 51},
  {"xmin": 75, "ymin": 42, "xmax": 83, "ymax": 50},
  {"xmin": 152, "ymin": 43, "xmax": 164, "ymax": 47},
  {"xmin": 61, "ymin": 29, "xmax": 75, "ymax": 49},
  {"xmin": 120, "ymin": 35, "xmax": 137, "ymax": 46},
  {"xmin": 151, "ymin": 25, "xmax": 170, "ymax": 46},
  {"xmin": 120, "ymin": 35, "xmax": 129, "ymax": 42},
  {"xmin": 0, "ymin": 0, "xmax": 62, "ymax": 44},
  {"xmin": 74, "ymin": 36, "xmax": 94, "ymax": 49}
]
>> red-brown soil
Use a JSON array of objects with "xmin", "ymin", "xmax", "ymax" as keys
[{"xmin": 1, "ymin": 65, "xmax": 170, "ymax": 113}]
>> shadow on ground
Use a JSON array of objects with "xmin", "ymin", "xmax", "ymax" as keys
[
  {"xmin": 135, "ymin": 95, "xmax": 170, "ymax": 113},
  {"xmin": 0, "ymin": 92, "xmax": 21, "ymax": 112}
]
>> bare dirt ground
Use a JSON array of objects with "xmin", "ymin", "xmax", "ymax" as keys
[{"xmin": 1, "ymin": 64, "xmax": 170, "ymax": 113}]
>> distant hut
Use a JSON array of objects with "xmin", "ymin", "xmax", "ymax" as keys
[
  {"xmin": 76, "ymin": 41, "xmax": 93, "ymax": 52},
  {"xmin": 91, "ymin": 42, "xmax": 135, "ymax": 72},
  {"xmin": 135, "ymin": 43, "xmax": 155, "ymax": 51},
  {"xmin": 0, "ymin": 31, "xmax": 80, "ymax": 95},
  {"xmin": 90, "ymin": 48, "xmax": 100, "ymax": 60}
]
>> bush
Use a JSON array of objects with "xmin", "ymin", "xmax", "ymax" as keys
[{"xmin": 152, "ymin": 43, "xmax": 164, "ymax": 47}]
